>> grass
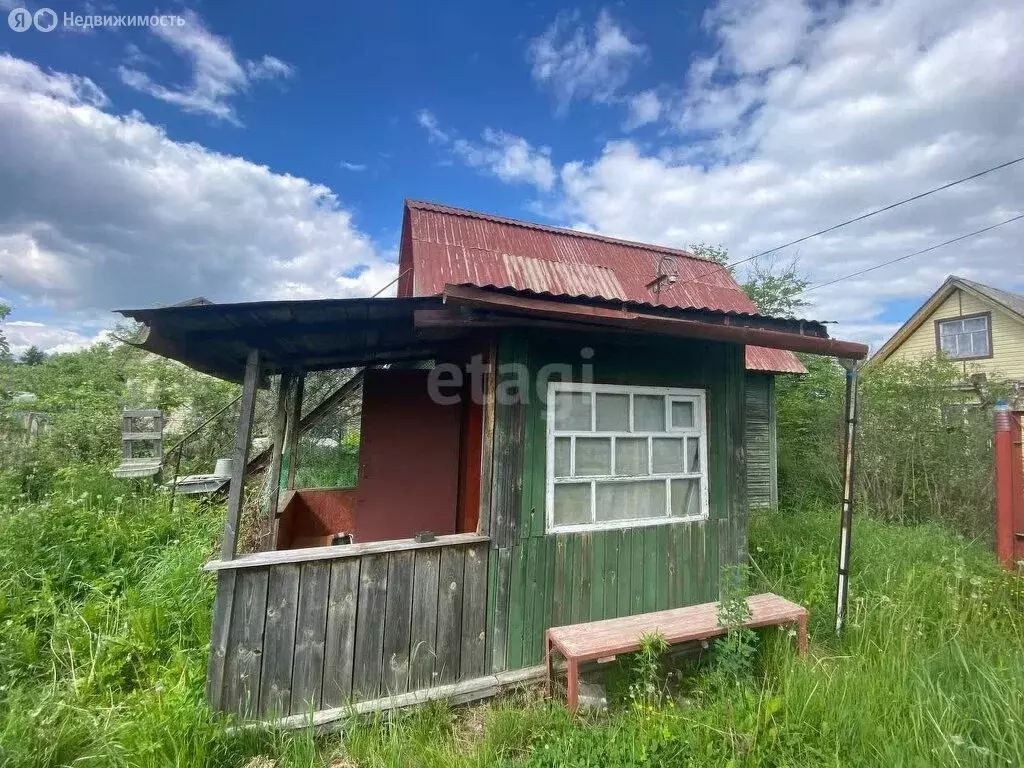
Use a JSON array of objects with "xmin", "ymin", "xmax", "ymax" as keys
[{"xmin": 1, "ymin": 466, "xmax": 1022, "ymax": 767}]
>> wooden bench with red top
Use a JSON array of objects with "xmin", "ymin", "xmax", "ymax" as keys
[{"xmin": 545, "ymin": 592, "xmax": 809, "ymax": 711}]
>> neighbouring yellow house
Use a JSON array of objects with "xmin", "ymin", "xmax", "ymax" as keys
[{"xmin": 871, "ymin": 275, "xmax": 1024, "ymax": 405}]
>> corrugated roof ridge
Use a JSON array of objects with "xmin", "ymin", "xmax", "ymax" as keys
[{"xmin": 404, "ymin": 198, "xmax": 715, "ymax": 266}]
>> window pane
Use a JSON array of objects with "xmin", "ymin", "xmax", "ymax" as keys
[
  {"xmin": 554, "ymin": 391, "xmax": 592, "ymax": 431},
  {"xmin": 554, "ymin": 437, "xmax": 571, "ymax": 478},
  {"xmin": 971, "ymin": 330, "xmax": 989, "ymax": 356},
  {"xmin": 575, "ymin": 438, "xmax": 612, "ymax": 476},
  {"xmin": 687, "ymin": 437, "xmax": 701, "ymax": 473},
  {"xmin": 671, "ymin": 400, "xmax": 694, "ymax": 429},
  {"xmin": 940, "ymin": 335, "xmax": 957, "ymax": 356},
  {"xmin": 633, "ymin": 395, "xmax": 665, "ymax": 431},
  {"xmin": 615, "ymin": 437, "xmax": 648, "ymax": 476},
  {"xmin": 963, "ymin": 316, "xmax": 987, "ymax": 332},
  {"xmin": 553, "ymin": 483, "xmax": 591, "ymax": 526},
  {"xmin": 670, "ymin": 478, "xmax": 700, "ymax": 518},
  {"xmin": 652, "ymin": 438, "xmax": 684, "ymax": 473},
  {"xmin": 595, "ymin": 393, "xmax": 629, "ymax": 431},
  {"xmin": 939, "ymin": 320, "xmax": 961, "ymax": 337},
  {"xmin": 596, "ymin": 480, "xmax": 666, "ymax": 522}
]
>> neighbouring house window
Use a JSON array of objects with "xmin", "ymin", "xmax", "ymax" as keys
[
  {"xmin": 546, "ymin": 382, "xmax": 709, "ymax": 533},
  {"xmin": 937, "ymin": 314, "xmax": 991, "ymax": 359}
]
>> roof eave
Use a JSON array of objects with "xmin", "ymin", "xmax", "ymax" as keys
[{"xmin": 442, "ymin": 285, "xmax": 868, "ymax": 360}]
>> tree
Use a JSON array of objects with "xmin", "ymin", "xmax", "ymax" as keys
[
  {"xmin": 0, "ymin": 304, "xmax": 10, "ymax": 363},
  {"xmin": 741, "ymin": 255, "xmax": 810, "ymax": 318},
  {"xmin": 20, "ymin": 346, "xmax": 46, "ymax": 366},
  {"xmin": 689, "ymin": 243, "xmax": 810, "ymax": 318}
]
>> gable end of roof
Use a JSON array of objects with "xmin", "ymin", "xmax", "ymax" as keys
[{"xmin": 870, "ymin": 275, "xmax": 1024, "ymax": 364}]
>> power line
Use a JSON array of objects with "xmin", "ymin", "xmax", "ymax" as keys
[
  {"xmin": 672, "ymin": 153, "xmax": 1024, "ymax": 288},
  {"xmin": 801, "ymin": 213, "xmax": 1024, "ymax": 295}
]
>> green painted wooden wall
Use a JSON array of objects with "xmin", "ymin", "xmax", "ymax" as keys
[
  {"xmin": 485, "ymin": 330, "xmax": 749, "ymax": 672},
  {"xmin": 744, "ymin": 372, "xmax": 778, "ymax": 508}
]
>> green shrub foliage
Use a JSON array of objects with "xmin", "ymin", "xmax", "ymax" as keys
[{"xmin": 777, "ymin": 354, "xmax": 1006, "ymax": 540}]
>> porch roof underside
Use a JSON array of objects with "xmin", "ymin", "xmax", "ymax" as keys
[{"xmin": 118, "ymin": 286, "xmax": 868, "ymax": 383}]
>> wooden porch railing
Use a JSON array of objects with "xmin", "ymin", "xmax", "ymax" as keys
[{"xmin": 203, "ymin": 533, "xmax": 489, "ymax": 719}]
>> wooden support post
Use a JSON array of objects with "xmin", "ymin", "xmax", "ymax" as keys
[
  {"xmin": 263, "ymin": 371, "xmax": 293, "ymax": 551},
  {"xmin": 834, "ymin": 361, "xmax": 859, "ymax": 634},
  {"xmin": 477, "ymin": 343, "xmax": 497, "ymax": 536},
  {"xmin": 221, "ymin": 349, "xmax": 262, "ymax": 561},
  {"xmin": 284, "ymin": 371, "xmax": 305, "ymax": 491}
]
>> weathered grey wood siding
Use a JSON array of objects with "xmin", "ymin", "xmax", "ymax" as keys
[
  {"xmin": 744, "ymin": 372, "xmax": 778, "ymax": 508},
  {"xmin": 486, "ymin": 331, "xmax": 748, "ymax": 672},
  {"xmin": 207, "ymin": 539, "xmax": 489, "ymax": 718}
]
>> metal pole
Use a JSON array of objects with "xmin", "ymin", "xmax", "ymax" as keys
[{"xmin": 835, "ymin": 361, "xmax": 859, "ymax": 634}]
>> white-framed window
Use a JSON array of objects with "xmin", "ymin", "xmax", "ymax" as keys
[
  {"xmin": 937, "ymin": 314, "xmax": 991, "ymax": 359},
  {"xmin": 545, "ymin": 382, "xmax": 709, "ymax": 534}
]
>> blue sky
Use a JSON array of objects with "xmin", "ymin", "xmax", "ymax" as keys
[{"xmin": 1, "ymin": 0, "xmax": 1022, "ymax": 354}]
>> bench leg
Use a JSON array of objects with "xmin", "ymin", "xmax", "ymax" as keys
[
  {"xmin": 796, "ymin": 615, "xmax": 808, "ymax": 653},
  {"xmin": 566, "ymin": 657, "xmax": 580, "ymax": 713},
  {"xmin": 545, "ymin": 636, "xmax": 552, "ymax": 698}
]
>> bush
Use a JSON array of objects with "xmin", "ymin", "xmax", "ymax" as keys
[{"xmin": 777, "ymin": 355, "xmax": 1005, "ymax": 540}]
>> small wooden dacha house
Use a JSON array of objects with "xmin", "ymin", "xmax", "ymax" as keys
[{"xmin": 120, "ymin": 200, "xmax": 865, "ymax": 725}]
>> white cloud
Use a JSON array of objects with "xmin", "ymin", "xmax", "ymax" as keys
[
  {"xmin": 528, "ymin": 9, "xmax": 645, "ymax": 112},
  {"xmin": 705, "ymin": 0, "xmax": 815, "ymax": 75},
  {"xmin": 417, "ymin": 113, "xmax": 556, "ymax": 192},
  {"xmin": 624, "ymin": 90, "xmax": 662, "ymax": 129},
  {"xmin": 454, "ymin": 130, "xmax": 556, "ymax": 191},
  {"xmin": 556, "ymin": 0, "xmax": 1024, "ymax": 351},
  {"xmin": 0, "ymin": 54, "xmax": 396, "ymax": 349},
  {"xmin": 340, "ymin": 161, "xmax": 368, "ymax": 172},
  {"xmin": 417, "ymin": 109, "xmax": 449, "ymax": 143},
  {"xmin": 118, "ymin": 10, "xmax": 294, "ymax": 124},
  {"xmin": 4, "ymin": 321, "xmax": 112, "ymax": 355}
]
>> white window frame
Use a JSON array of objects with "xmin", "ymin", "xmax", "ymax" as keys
[{"xmin": 545, "ymin": 382, "xmax": 710, "ymax": 534}]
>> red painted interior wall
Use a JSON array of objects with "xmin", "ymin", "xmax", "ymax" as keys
[
  {"xmin": 354, "ymin": 368, "xmax": 463, "ymax": 542},
  {"xmin": 276, "ymin": 488, "xmax": 357, "ymax": 549},
  {"xmin": 457, "ymin": 393, "xmax": 483, "ymax": 534}
]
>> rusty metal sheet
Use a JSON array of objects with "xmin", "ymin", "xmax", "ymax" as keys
[
  {"xmin": 745, "ymin": 346, "xmax": 806, "ymax": 374},
  {"xmin": 404, "ymin": 199, "xmax": 755, "ymax": 314},
  {"xmin": 403, "ymin": 200, "xmax": 810, "ymax": 373}
]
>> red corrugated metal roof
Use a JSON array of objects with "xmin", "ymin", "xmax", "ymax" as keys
[
  {"xmin": 746, "ymin": 345, "xmax": 806, "ymax": 373},
  {"xmin": 400, "ymin": 199, "xmax": 806, "ymax": 374}
]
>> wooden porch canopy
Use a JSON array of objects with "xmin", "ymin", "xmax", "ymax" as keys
[{"xmin": 118, "ymin": 284, "xmax": 867, "ymax": 380}]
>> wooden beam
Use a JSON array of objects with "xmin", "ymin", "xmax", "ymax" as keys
[
  {"xmin": 255, "ymin": 664, "xmax": 546, "ymax": 731},
  {"xmin": 442, "ymin": 284, "xmax": 870, "ymax": 359},
  {"xmin": 221, "ymin": 349, "xmax": 262, "ymax": 561},
  {"xmin": 247, "ymin": 371, "xmax": 363, "ymax": 475},
  {"xmin": 204, "ymin": 532, "xmax": 491, "ymax": 571},
  {"xmin": 263, "ymin": 371, "xmax": 293, "ymax": 550},
  {"xmin": 476, "ymin": 342, "xmax": 496, "ymax": 536},
  {"xmin": 414, "ymin": 308, "xmax": 641, "ymax": 338},
  {"xmin": 284, "ymin": 371, "xmax": 305, "ymax": 492},
  {"xmin": 269, "ymin": 345, "xmax": 443, "ymax": 372}
]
